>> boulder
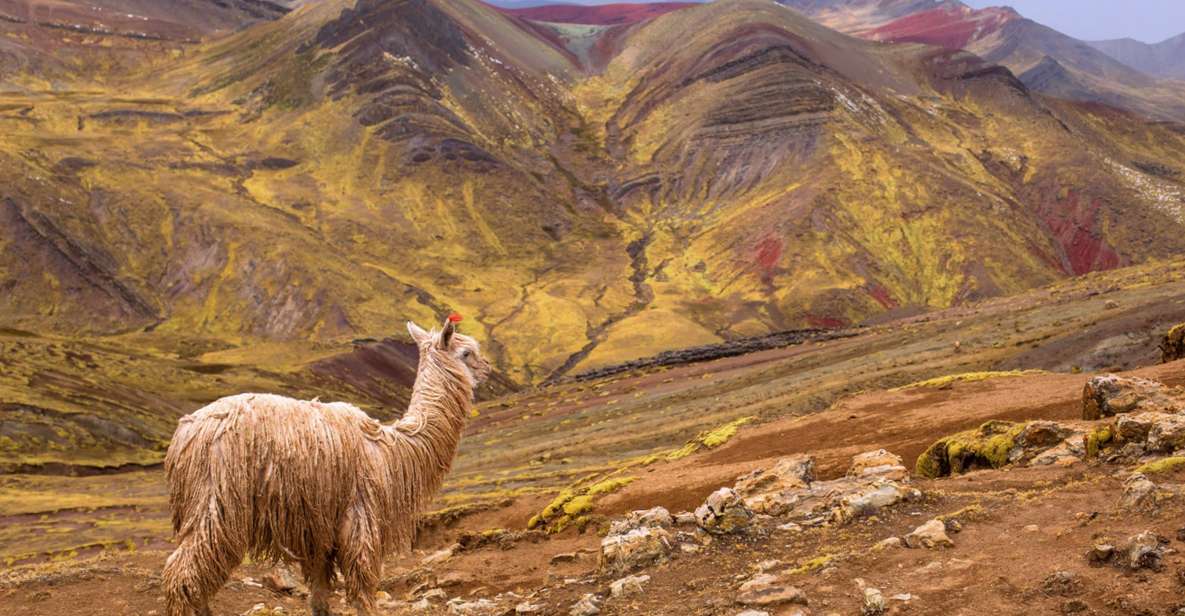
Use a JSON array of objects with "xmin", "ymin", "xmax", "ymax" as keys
[
  {"xmin": 1015, "ymin": 421, "xmax": 1077, "ymax": 451},
  {"xmin": 1041, "ymin": 571, "xmax": 1082, "ymax": 597},
  {"xmin": 1147, "ymin": 414, "xmax": 1185, "ymax": 452},
  {"xmin": 735, "ymin": 573, "xmax": 808, "ymax": 607},
  {"xmin": 831, "ymin": 482, "xmax": 908, "ymax": 523},
  {"xmin": 1116, "ymin": 413, "xmax": 1158, "ymax": 442},
  {"xmin": 261, "ymin": 565, "xmax": 306, "ymax": 597},
  {"xmin": 1082, "ymin": 375, "xmax": 1184, "ymax": 420},
  {"xmin": 848, "ymin": 450, "xmax": 908, "ymax": 481},
  {"xmin": 1120, "ymin": 473, "xmax": 1158, "ymax": 511},
  {"xmin": 735, "ymin": 455, "xmax": 815, "ymax": 496},
  {"xmin": 599, "ymin": 526, "xmax": 673, "ymax": 574},
  {"xmin": 695, "ymin": 488, "xmax": 752, "ymax": 534},
  {"xmin": 1162, "ymin": 323, "xmax": 1185, "ymax": 363},
  {"xmin": 447, "ymin": 598, "xmax": 500, "ymax": 616},
  {"xmin": 609, "ymin": 574, "xmax": 650, "ymax": 598},
  {"xmin": 1126, "ymin": 531, "xmax": 1167, "ymax": 571},
  {"xmin": 1086, "ymin": 543, "xmax": 1115, "ymax": 565},
  {"xmin": 607, "ymin": 507, "xmax": 672, "ymax": 536},
  {"xmin": 569, "ymin": 594, "xmax": 600, "ymax": 616},
  {"xmin": 904, "ymin": 519, "xmax": 954, "ymax": 549},
  {"xmin": 861, "ymin": 588, "xmax": 886, "ymax": 616}
]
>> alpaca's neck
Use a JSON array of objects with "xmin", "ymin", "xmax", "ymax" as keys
[{"xmin": 386, "ymin": 351, "xmax": 472, "ymax": 513}]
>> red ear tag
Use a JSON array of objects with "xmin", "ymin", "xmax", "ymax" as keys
[{"xmin": 448, "ymin": 313, "xmax": 463, "ymax": 323}]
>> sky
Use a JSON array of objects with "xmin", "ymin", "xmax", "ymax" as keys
[
  {"xmin": 496, "ymin": 0, "xmax": 1185, "ymax": 45},
  {"xmin": 963, "ymin": 0, "xmax": 1185, "ymax": 44}
]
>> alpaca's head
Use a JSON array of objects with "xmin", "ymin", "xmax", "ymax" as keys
[{"xmin": 407, "ymin": 318, "xmax": 491, "ymax": 388}]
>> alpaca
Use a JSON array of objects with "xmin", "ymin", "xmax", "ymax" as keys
[{"xmin": 162, "ymin": 317, "xmax": 490, "ymax": 616}]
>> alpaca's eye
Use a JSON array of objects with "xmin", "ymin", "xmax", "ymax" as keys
[{"xmin": 461, "ymin": 350, "xmax": 471, "ymax": 358}]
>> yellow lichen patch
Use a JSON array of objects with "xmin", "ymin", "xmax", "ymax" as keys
[
  {"xmin": 785, "ymin": 553, "xmax": 836, "ymax": 576},
  {"xmin": 699, "ymin": 416, "xmax": 755, "ymax": 448},
  {"xmin": 896, "ymin": 370, "xmax": 1047, "ymax": 391},
  {"xmin": 1135, "ymin": 457, "xmax": 1185, "ymax": 475},
  {"xmin": 1085, "ymin": 425, "xmax": 1114, "ymax": 458},
  {"xmin": 527, "ymin": 476, "xmax": 637, "ymax": 532}
]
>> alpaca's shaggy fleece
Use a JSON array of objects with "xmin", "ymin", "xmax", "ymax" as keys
[{"xmin": 162, "ymin": 323, "xmax": 487, "ymax": 615}]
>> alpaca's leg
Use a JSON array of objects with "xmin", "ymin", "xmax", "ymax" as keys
[
  {"xmin": 162, "ymin": 533, "xmax": 240, "ymax": 616},
  {"xmin": 302, "ymin": 557, "xmax": 335, "ymax": 616},
  {"xmin": 162, "ymin": 511, "xmax": 245, "ymax": 616},
  {"xmin": 337, "ymin": 511, "xmax": 381, "ymax": 616}
]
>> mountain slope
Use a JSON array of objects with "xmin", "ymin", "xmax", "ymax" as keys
[
  {"xmin": 778, "ymin": 0, "xmax": 1185, "ymax": 121},
  {"xmin": 1089, "ymin": 33, "xmax": 1185, "ymax": 81},
  {"xmin": 1, "ymin": 0, "xmax": 1185, "ymax": 471}
]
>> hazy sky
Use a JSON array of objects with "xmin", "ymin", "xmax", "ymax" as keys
[
  {"xmin": 963, "ymin": 0, "xmax": 1185, "ymax": 44},
  {"xmin": 513, "ymin": 0, "xmax": 1185, "ymax": 44}
]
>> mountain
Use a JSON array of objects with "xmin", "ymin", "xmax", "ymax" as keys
[
  {"xmin": 496, "ymin": 2, "xmax": 695, "ymax": 25},
  {"xmin": 2, "ymin": 0, "xmax": 1185, "ymax": 470},
  {"xmin": 1089, "ymin": 33, "xmax": 1185, "ymax": 82},
  {"xmin": 778, "ymin": 0, "xmax": 1185, "ymax": 121}
]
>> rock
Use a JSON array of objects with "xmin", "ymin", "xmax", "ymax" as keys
[
  {"xmin": 1016, "ymin": 421, "xmax": 1077, "ymax": 451},
  {"xmin": 1023, "ymin": 524, "xmax": 1040, "ymax": 533},
  {"xmin": 1127, "ymin": 531, "xmax": 1167, "ymax": 571},
  {"xmin": 1148, "ymin": 414, "xmax": 1185, "ymax": 452},
  {"xmin": 832, "ymin": 483, "xmax": 908, "ymax": 523},
  {"xmin": 1120, "ymin": 473, "xmax": 1158, "ymax": 511},
  {"xmin": 1083, "ymin": 375, "xmax": 1184, "ymax": 420},
  {"xmin": 848, "ymin": 450, "xmax": 908, "ymax": 481},
  {"xmin": 735, "ymin": 573, "xmax": 808, "ymax": 607},
  {"xmin": 735, "ymin": 611, "xmax": 771, "ymax": 616},
  {"xmin": 448, "ymin": 598, "xmax": 499, "ymax": 615},
  {"xmin": 674, "ymin": 511, "xmax": 698, "ymax": 526},
  {"xmin": 609, "ymin": 574, "xmax": 650, "ymax": 598},
  {"xmin": 777, "ymin": 522, "xmax": 803, "ymax": 533},
  {"xmin": 261, "ymin": 566, "xmax": 306, "ymax": 597},
  {"xmin": 1162, "ymin": 323, "xmax": 1185, "ymax": 363},
  {"xmin": 1086, "ymin": 543, "xmax": 1115, "ymax": 565},
  {"xmin": 242, "ymin": 605, "xmax": 285, "ymax": 616},
  {"xmin": 861, "ymin": 588, "xmax": 886, "ymax": 616},
  {"xmin": 904, "ymin": 519, "xmax": 954, "ymax": 549},
  {"xmin": 569, "ymin": 594, "xmax": 600, "ymax": 616},
  {"xmin": 695, "ymin": 487, "xmax": 752, "ymax": 534},
  {"xmin": 550, "ymin": 552, "xmax": 578, "ymax": 565},
  {"xmin": 755, "ymin": 559, "xmax": 781, "ymax": 572},
  {"xmin": 422, "ymin": 544, "xmax": 459, "ymax": 566},
  {"xmin": 734, "ymin": 455, "xmax": 815, "ymax": 496},
  {"xmin": 1062, "ymin": 599, "xmax": 1088, "ymax": 614},
  {"xmin": 1116, "ymin": 413, "xmax": 1157, "ymax": 442},
  {"xmin": 516, "ymin": 602, "xmax": 544, "ymax": 614},
  {"xmin": 1042, "ymin": 571, "xmax": 1082, "ymax": 597},
  {"xmin": 874, "ymin": 537, "xmax": 903, "ymax": 550},
  {"xmin": 607, "ymin": 507, "xmax": 673, "ymax": 536},
  {"xmin": 421, "ymin": 588, "xmax": 448, "ymax": 603},
  {"xmin": 599, "ymin": 526, "xmax": 673, "ymax": 574}
]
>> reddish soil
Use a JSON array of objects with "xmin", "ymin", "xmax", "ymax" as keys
[
  {"xmin": 7, "ymin": 360, "xmax": 1185, "ymax": 615},
  {"xmin": 868, "ymin": 5, "xmax": 1019, "ymax": 50}
]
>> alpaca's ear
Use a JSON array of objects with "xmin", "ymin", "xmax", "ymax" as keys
[
  {"xmin": 438, "ymin": 320, "xmax": 455, "ymax": 349},
  {"xmin": 407, "ymin": 321, "xmax": 431, "ymax": 345}
]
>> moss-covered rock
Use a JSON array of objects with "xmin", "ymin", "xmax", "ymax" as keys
[
  {"xmin": 1162, "ymin": 323, "xmax": 1185, "ymax": 363},
  {"xmin": 915, "ymin": 420, "xmax": 1028, "ymax": 478},
  {"xmin": 1085, "ymin": 424, "xmax": 1114, "ymax": 458}
]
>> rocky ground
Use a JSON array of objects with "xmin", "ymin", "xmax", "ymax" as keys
[{"xmin": 4, "ymin": 358, "xmax": 1185, "ymax": 615}]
